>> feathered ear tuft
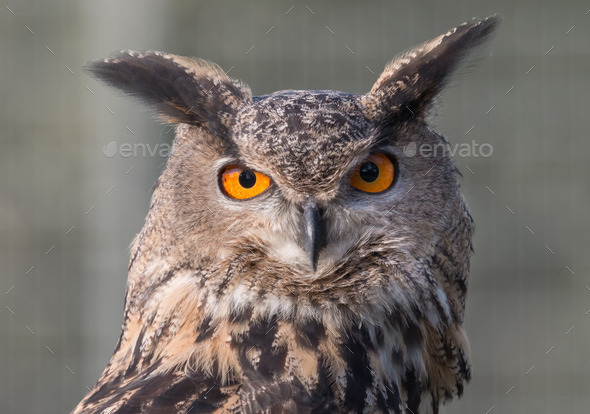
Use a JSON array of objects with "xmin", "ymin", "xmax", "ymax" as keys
[
  {"xmin": 85, "ymin": 51, "xmax": 252, "ymax": 137},
  {"xmin": 362, "ymin": 15, "xmax": 501, "ymax": 122}
]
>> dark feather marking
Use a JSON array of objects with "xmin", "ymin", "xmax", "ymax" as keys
[
  {"xmin": 195, "ymin": 314, "xmax": 215, "ymax": 342},
  {"xmin": 239, "ymin": 379, "xmax": 292, "ymax": 413},
  {"xmin": 98, "ymin": 365, "xmax": 161, "ymax": 408},
  {"xmin": 309, "ymin": 357, "xmax": 337, "ymax": 413},
  {"xmin": 248, "ymin": 317, "xmax": 287, "ymax": 377},
  {"xmin": 385, "ymin": 379, "xmax": 403, "ymax": 414},
  {"xmin": 435, "ymin": 242, "xmax": 468, "ymax": 297},
  {"xmin": 431, "ymin": 395, "xmax": 440, "ymax": 414},
  {"xmin": 189, "ymin": 383, "xmax": 232, "ymax": 413},
  {"xmin": 184, "ymin": 400, "xmax": 219, "ymax": 413},
  {"xmin": 84, "ymin": 365, "xmax": 161, "ymax": 408},
  {"xmin": 375, "ymin": 326, "xmax": 385, "ymax": 348},
  {"xmin": 124, "ymin": 327, "xmax": 146, "ymax": 376},
  {"xmin": 358, "ymin": 324, "xmax": 379, "ymax": 351},
  {"xmin": 402, "ymin": 368, "xmax": 422, "ymax": 414},
  {"xmin": 258, "ymin": 344, "xmax": 288, "ymax": 378},
  {"xmin": 391, "ymin": 346, "xmax": 404, "ymax": 373},
  {"xmin": 128, "ymin": 247, "xmax": 140, "ymax": 271},
  {"xmin": 295, "ymin": 318, "xmax": 326, "ymax": 349},
  {"xmin": 456, "ymin": 379, "xmax": 464, "ymax": 397},
  {"xmin": 341, "ymin": 337, "xmax": 372, "ymax": 412},
  {"xmin": 402, "ymin": 320, "xmax": 423, "ymax": 351},
  {"xmin": 247, "ymin": 316, "xmax": 278, "ymax": 348},
  {"xmin": 150, "ymin": 377, "xmax": 210, "ymax": 411},
  {"xmin": 111, "ymin": 373, "xmax": 183, "ymax": 413},
  {"xmin": 375, "ymin": 385, "xmax": 388, "ymax": 412},
  {"xmin": 82, "ymin": 375, "xmax": 122, "ymax": 406}
]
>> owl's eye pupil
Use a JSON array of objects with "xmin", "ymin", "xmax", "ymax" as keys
[
  {"xmin": 359, "ymin": 161, "xmax": 379, "ymax": 183},
  {"xmin": 238, "ymin": 170, "xmax": 257, "ymax": 188}
]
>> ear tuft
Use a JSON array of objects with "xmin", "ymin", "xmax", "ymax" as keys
[
  {"xmin": 85, "ymin": 51, "xmax": 252, "ymax": 137},
  {"xmin": 362, "ymin": 15, "xmax": 501, "ymax": 122}
]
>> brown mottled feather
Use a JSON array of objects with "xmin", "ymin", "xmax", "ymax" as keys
[{"xmin": 75, "ymin": 16, "xmax": 499, "ymax": 414}]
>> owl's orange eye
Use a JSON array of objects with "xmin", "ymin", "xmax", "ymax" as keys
[
  {"xmin": 221, "ymin": 165, "xmax": 271, "ymax": 200},
  {"xmin": 350, "ymin": 153, "xmax": 395, "ymax": 193}
]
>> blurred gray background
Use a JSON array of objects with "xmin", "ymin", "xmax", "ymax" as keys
[{"xmin": 1, "ymin": 1, "xmax": 589, "ymax": 413}]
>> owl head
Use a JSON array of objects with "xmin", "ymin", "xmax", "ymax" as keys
[{"xmin": 82, "ymin": 16, "xmax": 499, "ymax": 413}]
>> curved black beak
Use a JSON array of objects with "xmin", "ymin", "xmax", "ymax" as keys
[{"xmin": 301, "ymin": 201, "xmax": 325, "ymax": 272}]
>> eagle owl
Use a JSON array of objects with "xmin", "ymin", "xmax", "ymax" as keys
[{"xmin": 75, "ymin": 16, "xmax": 499, "ymax": 414}]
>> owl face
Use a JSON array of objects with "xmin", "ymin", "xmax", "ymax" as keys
[
  {"xmin": 150, "ymin": 89, "xmax": 462, "ymax": 328},
  {"xmin": 230, "ymin": 91, "xmax": 381, "ymax": 275},
  {"xmin": 85, "ymin": 17, "xmax": 499, "ymax": 328},
  {"xmin": 202, "ymin": 89, "xmax": 454, "ymax": 280},
  {"xmin": 86, "ymin": 16, "xmax": 498, "ymax": 314}
]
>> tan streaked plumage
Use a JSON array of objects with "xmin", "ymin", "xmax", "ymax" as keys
[{"xmin": 75, "ymin": 16, "xmax": 499, "ymax": 414}]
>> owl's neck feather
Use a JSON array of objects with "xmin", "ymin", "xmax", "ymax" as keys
[{"xmin": 90, "ymin": 251, "xmax": 469, "ymax": 413}]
